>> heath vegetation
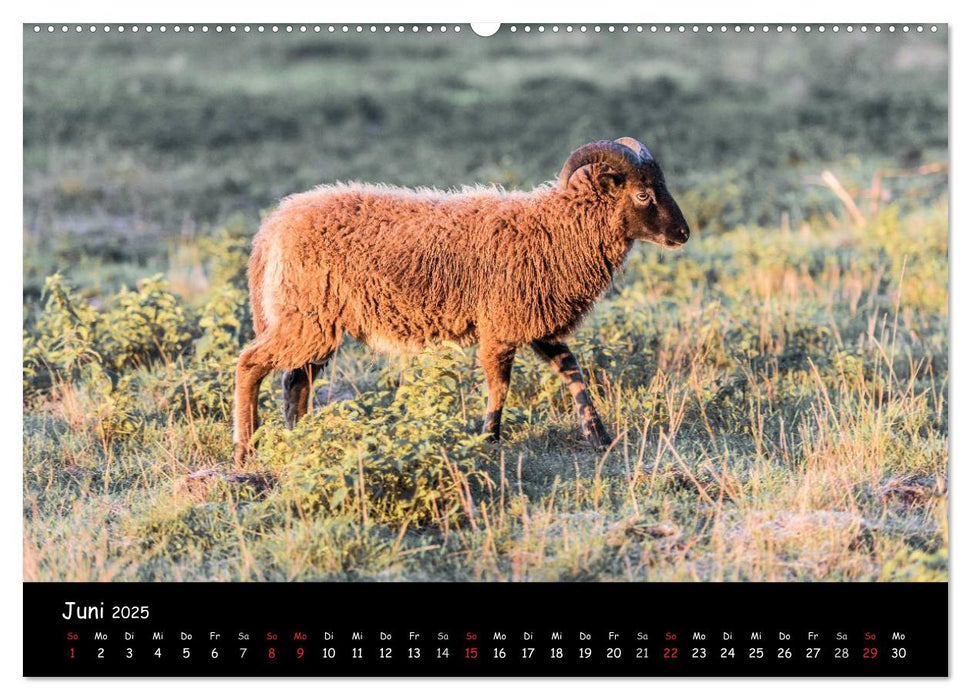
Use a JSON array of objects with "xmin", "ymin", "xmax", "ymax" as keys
[{"xmin": 23, "ymin": 28, "xmax": 947, "ymax": 582}]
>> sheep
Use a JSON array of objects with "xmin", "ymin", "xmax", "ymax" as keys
[{"xmin": 233, "ymin": 137, "xmax": 689, "ymax": 467}]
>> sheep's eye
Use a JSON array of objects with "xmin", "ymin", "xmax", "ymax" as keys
[{"xmin": 635, "ymin": 191, "xmax": 650, "ymax": 203}]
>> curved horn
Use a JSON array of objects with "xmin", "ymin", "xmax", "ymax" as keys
[
  {"xmin": 613, "ymin": 136, "xmax": 653, "ymax": 163},
  {"xmin": 558, "ymin": 140, "xmax": 642, "ymax": 189}
]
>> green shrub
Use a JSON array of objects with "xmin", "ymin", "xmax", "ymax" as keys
[
  {"xmin": 171, "ymin": 286, "xmax": 249, "ymax": 420},
  {"xmin": 98, "ymin": 275, "xmax": 193, "ymax": 371},
  {"xmin": 259, "ymin": 350, "xmax": 492, "ymax": 526},
  {"xmin": 23, "ymin": 274, "xmax": 102, "ymax": 395},
  {"xmin": 87, "ymin": 365, "xmax": 143, "ymax": 455},
  {"xmin": 24, "ymin": 274, "xmax": 193, "ymax": 396}
]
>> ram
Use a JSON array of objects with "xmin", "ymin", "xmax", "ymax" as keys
[{"xmin": 234, "ymin": 138, "xmax": 689, "ymax": 466}]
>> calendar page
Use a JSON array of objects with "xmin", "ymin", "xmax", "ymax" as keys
[{"xmin": 22, "ymin": 21, "xmax": 948, "ymax": 677}]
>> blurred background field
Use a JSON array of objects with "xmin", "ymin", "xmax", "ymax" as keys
[{"xmin": 23, "ymin": 27, "xmax": 948, "ymax": 582}]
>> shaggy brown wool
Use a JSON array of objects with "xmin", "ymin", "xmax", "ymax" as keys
[{"xmin": 234, "ymin": 139, "xmax": 689, "ymax": 467}]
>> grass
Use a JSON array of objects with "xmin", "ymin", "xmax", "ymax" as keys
[
  {"xmin": 22, "ymin": 27, "xmax": 948, "ymax": 582},
  {"xmin": 23, "ymin": 203, "xmax": 948, "ymax": 582}
]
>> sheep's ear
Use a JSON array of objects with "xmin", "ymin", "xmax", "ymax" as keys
[
  {"xmin": 595, "ymin": 165, "xmax": 625, "ymax": 192},
  {"xmin": 565, "ymin": 164, "xmax": 595, "ymax": 189}
]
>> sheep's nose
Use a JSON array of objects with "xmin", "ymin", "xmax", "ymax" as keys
[{"xmin": 675, "ymin": 225, "xmax": 690, "ymax": 243}]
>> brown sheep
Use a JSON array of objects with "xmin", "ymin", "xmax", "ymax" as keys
[{"xmin": 234, "ymin": 138, "xmax": 689, "ymax": 467}]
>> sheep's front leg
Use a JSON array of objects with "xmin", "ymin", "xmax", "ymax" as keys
[
  {"xmin": 531, "ymin": 339, "xmax": 612, "ymax": 449},
  {"xmin": 478, "ymin": 338, "xmax": 517, "ymax": 441}
]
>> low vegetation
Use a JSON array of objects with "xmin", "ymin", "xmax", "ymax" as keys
[
  {"xmin": 23, "ymin": 28, "xmax": 947, "ymax": 582},
  {"xmin": 23, "ymin": 201, "xmax": 948, "ymax": 582}
]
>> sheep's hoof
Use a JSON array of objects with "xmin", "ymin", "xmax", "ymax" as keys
[
  {"xmin": 590, "ymin": 434, "xmax": 614, "ymax": 451},
  {"xmin": 482, "ymin": 412, "xmax": 502, "ymax": 442},
  {"xmin": 233, "ymin": 443, "xmax": 252, "ymax": 469},
  {"xmin": 582, "ymin": 421, "xmax": 613, "ymax": 450}
]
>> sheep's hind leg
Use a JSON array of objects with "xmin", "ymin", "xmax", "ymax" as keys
[
  {"xmin": 233, "ymin": 339, "xmax": 276, "ymax": 468},
  {"xmin": 531, "ymin": 339, "xmax": 612, "ymax": 449},
  {"xmin": 478, "ymin": 338, "xmax": 517, "ymax": 441},
  {"xmin": 282, "ymin": 352, "xmax": 334, "ymax": 429}
]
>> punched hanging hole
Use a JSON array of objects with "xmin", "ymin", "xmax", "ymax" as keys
[{"xmin": 470, "ymin": 22, "xmax": 499, "ymax": 37}]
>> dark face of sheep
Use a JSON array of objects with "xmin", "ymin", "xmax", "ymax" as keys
[
  {"xmin": 622, "ymin": 162, "xmax": 690, "ymax": 249},
  {"xmin": 560, "ymin": 138, "xmax": 691, "ymax": 249}
]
